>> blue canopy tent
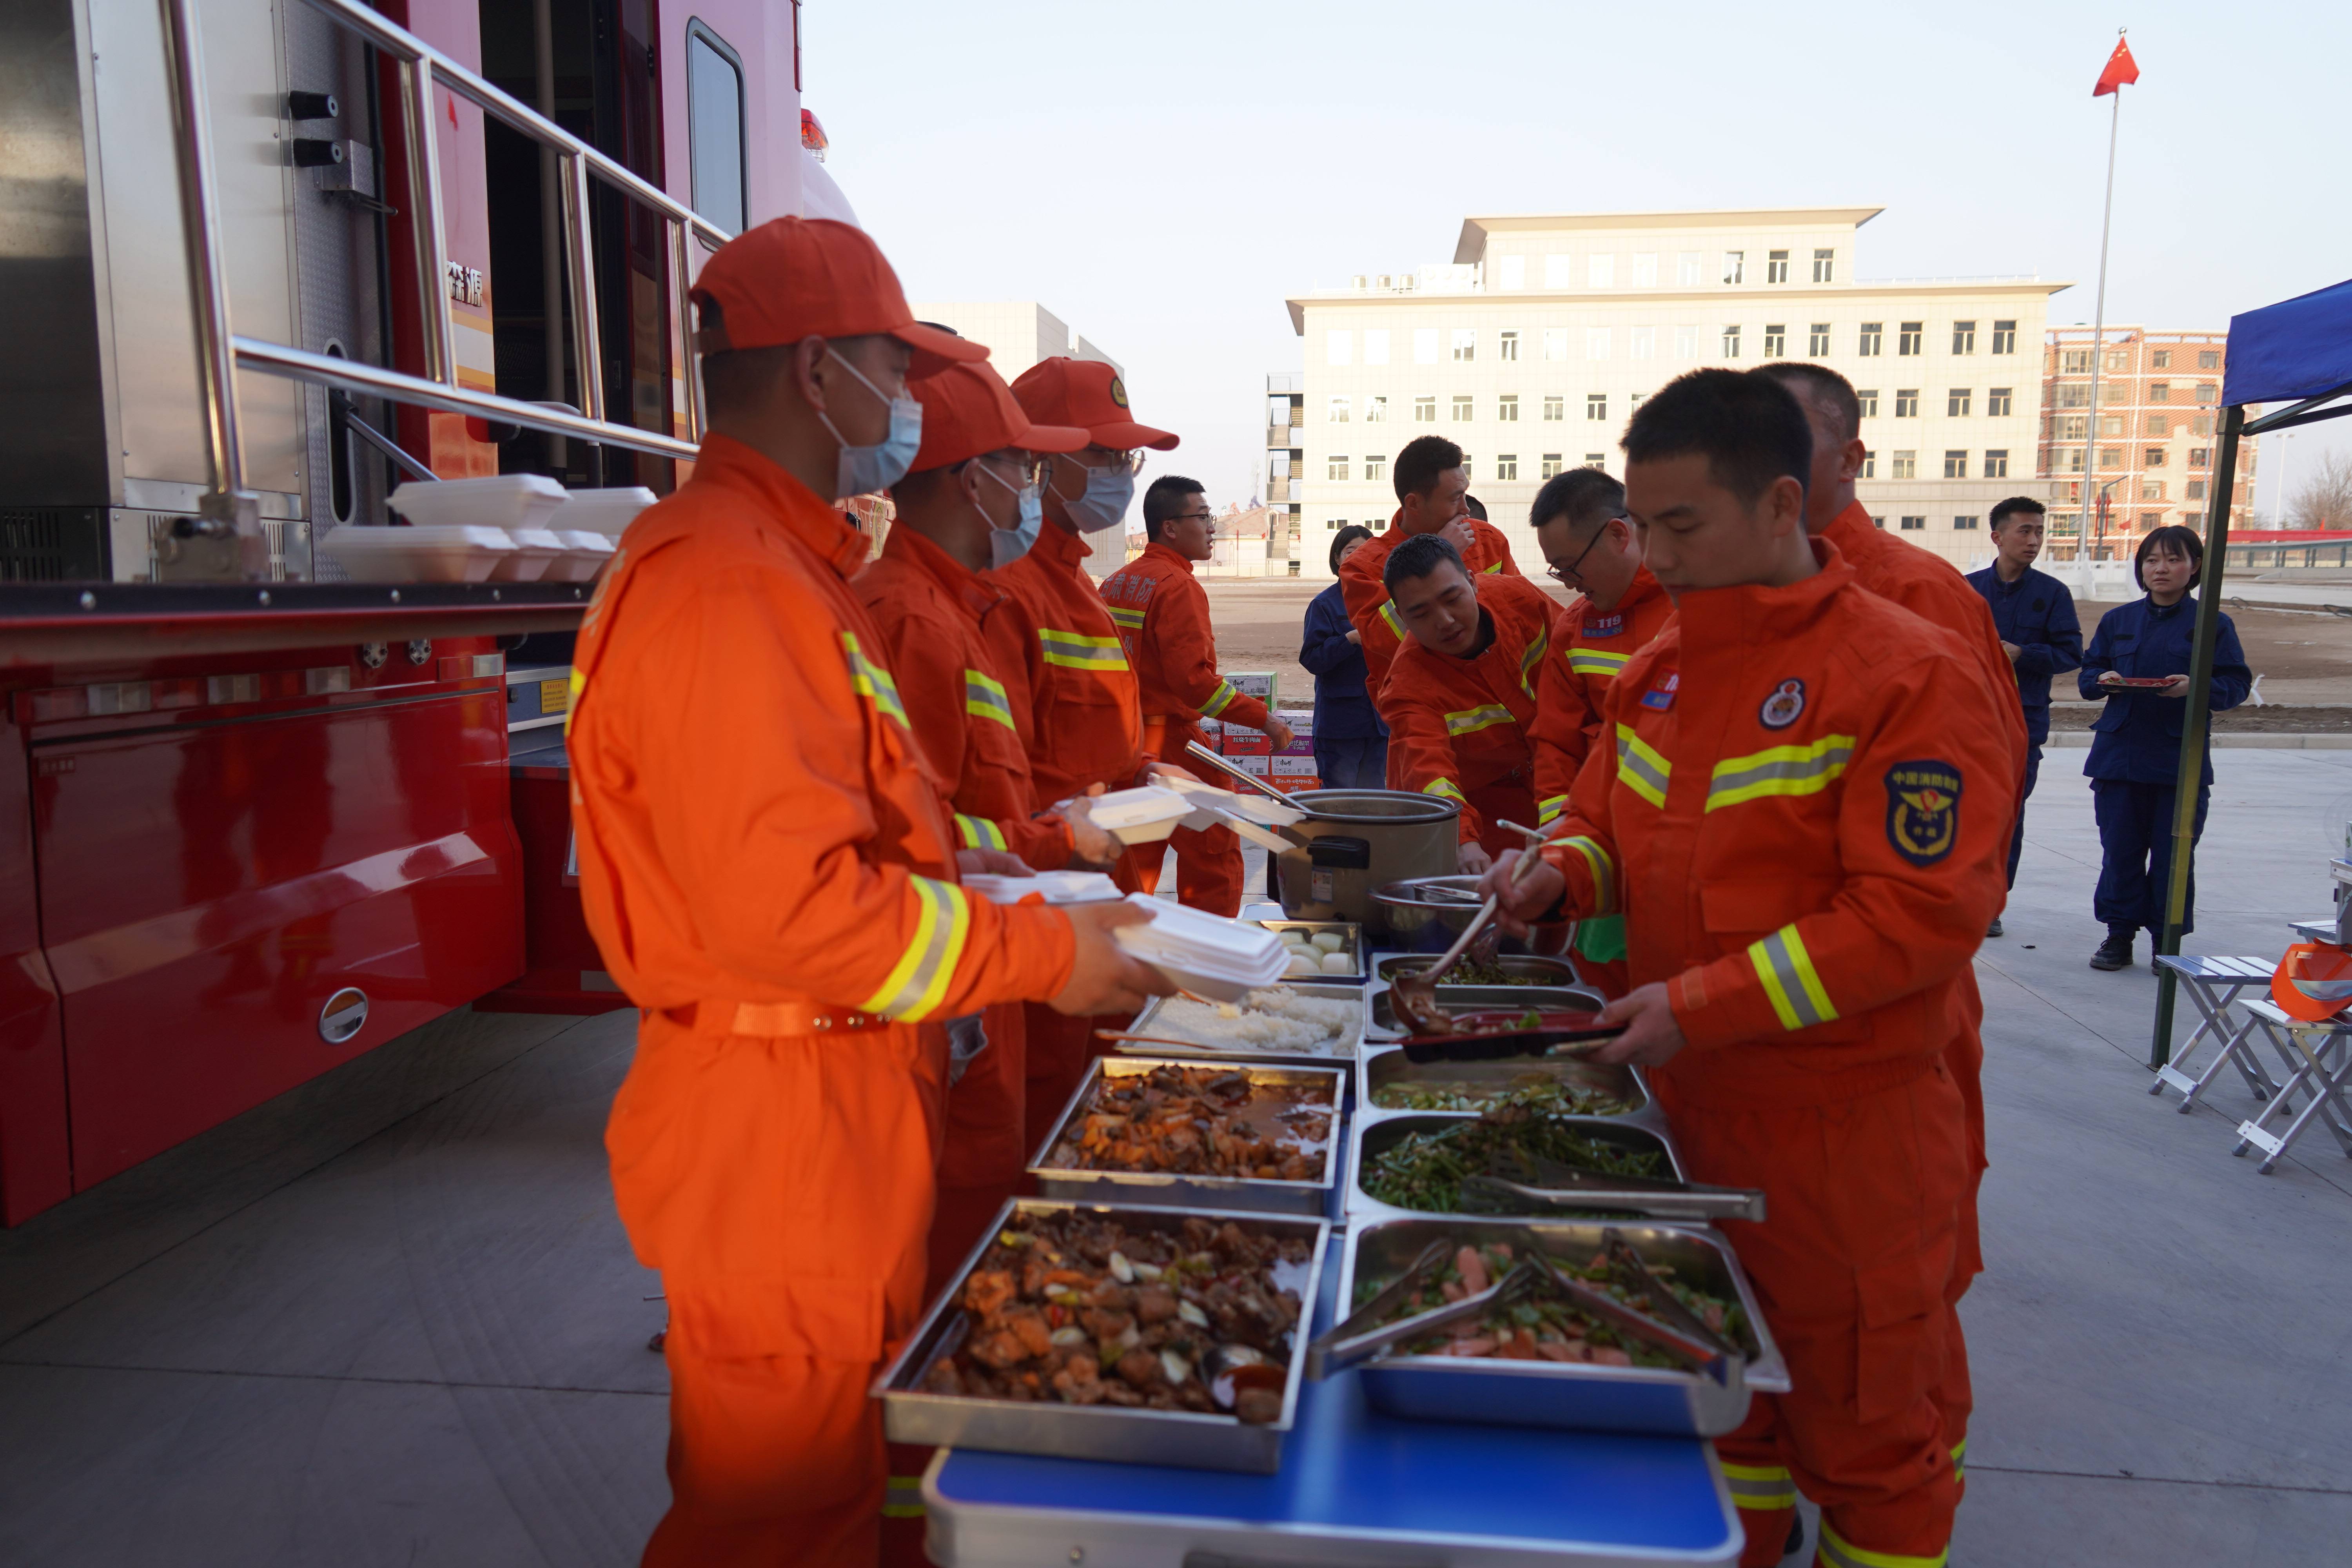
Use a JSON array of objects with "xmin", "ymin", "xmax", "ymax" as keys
[{"xmin": 2150, "ymin": 277, "xmax": 2352, "ymax": 1063}]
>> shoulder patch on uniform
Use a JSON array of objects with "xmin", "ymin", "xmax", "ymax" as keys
[
  {"xmin": 1583, "ymin": 611, "xmax": 1626, "ymax": 637},
  {"xmin": 1640, "ymin": 672, "xmax": 1679, "ymax": 711},
  {"xmin": 1884, "ymin": 760, "xmax": 1963, "ymax": 867},
  {"xmin": 1759, "ymin": 677, "xmax": 1805, "ymax": 730}
]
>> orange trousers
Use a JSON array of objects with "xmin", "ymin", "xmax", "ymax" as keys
[
  {"xmin": 610, "ymin": 1009, "xmax": 946, "ymax": 1568},
  {"xmin": 1121, "ymin": 823, "xmax": 1245, "ymax": 916},
  {"xmin": 1655, "ymin": 1063, "xmax": 1969, "ymax": 1568}
]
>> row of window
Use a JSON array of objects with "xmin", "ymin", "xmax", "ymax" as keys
[
  {"xmin": 1317, "ymin": 449, "xmax": 2018, "ymax": 483},
  {"xmin": 2056, "ymin": 347, "xmax": 2223, "ymax": 373},
  {"xmin": 1327, "ymin": 387, "xmax": 2026, "ymax": 425},
  {"xmin": 1322, "ymin": 318, "xmax": 2020, "ymax": 367},
  {"xmin": 1887, "ymin": 517, "xmax": 1988, "ymax": 532},
  {"xmin": 2050, "ymin": 380, "xmax": 2220, "ymax": 407},
  {"xmin": 2045, "ymin": 448, "xmax": 2218, "ymax": 475},
  {"xmin": 1489, "ymin": 248, "xmax": 1838, "ymax": 291},
  {"xmin": 2047, "ymin": 414, "xmax": 2220, "ymax": 440}
]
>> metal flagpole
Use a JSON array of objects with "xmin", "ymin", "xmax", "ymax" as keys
[{"xmin": 2079, "ymin": 66, "xmax": 2123, "ymax": 554}]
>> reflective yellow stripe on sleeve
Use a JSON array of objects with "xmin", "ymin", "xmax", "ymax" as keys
[
  {"xmin": 563, "ymin": 666, "xmax": 584, "ymax": 734},
  {"xmin": 1555, "ymin": 834, "xmax": 1615, "ymax": 913},
  {"xmin": 1037, "ymin": 627, "xmax": 1129, "ymax": 671},
  {"xmin": 1748, "ymin": 922, "xmax": 1837, "ymax": 1031},
  {"xmin": 1481, "ymin": 559, "xmax": 1503, "ymax": 573},
  {"xmin": 882, "ymin": 1474, "xmax": 925, "ymax": 1520},
  {"xmin": 1817, "ymin": 1519, "xmax": 1948, "ymax": 1568},
  {"xmin": 1720, "ymin": 1461, "xmax": 1797, "ymax": 1511},
  {"xmin": 1613, "ymin": 722, "xmax": 1671, "ymax": 808},
  {"xmin": 858, "ymin": 875, "xmax": 972, "ymax": 1022},
  {"xmin": 1105, "ymin": 603, "xmax": 1147, "ymax": 631},
  {"xmin": 1444, "ymin": 703, "xmax": 1518, "ymax": 738},
  {"xmin": 1201, "ymin": 680, "xmax": 1242, "ymax": 717},
  {"xmin": 1518, "ymin": 627, "xmax": 1550, "ymax": 697},
  {"xmin": 1536, "ymin": 793, "xmax": 1568, "ymax": 826},
  {"xmin": 1379, "ymin": 600, "xmax": 1405, "ymax": 639},
  {"xmin": 954, "ymin": 813, "xmax": 1007, "ymax": 852},
  {"xmin": 964, "ymin": 668, "xmax": 1018, "ymax": 731},
  {"xmin": 1567, "ymin": 648, "xmax": 1632, "ymax": 678},
  {"xmin": 839, "ymin": 632, "xmax": 910, "ymax": 727},
  {"xmin": 1705, "ymin": 734, "xmax": 1856, "ymax": 812},
  {"xmin": 1951, "ymin": 1437, "xmax": 1967, "ymax": 1483},
  {"xmin": 1422, "ymin": 777, "xmax": 1466, "ymax": 804}
]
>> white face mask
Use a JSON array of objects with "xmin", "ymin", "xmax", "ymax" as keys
[
  {"xmin": 1057, "ymin": 462, "xmax": 1135, "ymax": 533},
  {"xmin": 815, "ymin": 347, "xmax": 922, "ymax": 501},
  {"xmin": 973, "ymin": 459, "xmax": 1043, "ymax": 568}
]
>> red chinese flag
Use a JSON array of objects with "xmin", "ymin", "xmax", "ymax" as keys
[{"xmin": 2093, "ymin": 36, "xmax": 2140, "ymax": 96}]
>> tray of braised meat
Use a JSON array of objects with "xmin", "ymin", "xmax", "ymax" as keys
[
  {"xmin": 1029, "ymin": 1058, "xmax": 1343, "ymax": 1216},
  {"xmin": 874, "ymin": 1200, "xmax": 1330, "ymax": 1473}
]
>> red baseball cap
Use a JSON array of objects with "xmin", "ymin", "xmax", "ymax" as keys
[
  {"xmin": 690, "ymin": 217, "xmax": 987, "ymax": 377},
  {"xmin": 1009, "ymin": 358, "xmax": 1179, "ymax": 451},
  {"xmin": 909, "ymin": 363, "xmax": 1089, "ymax": 472}
]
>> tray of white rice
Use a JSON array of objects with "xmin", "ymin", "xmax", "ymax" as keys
[{"xmin": 1117, "ymin": 982, "xmax": 1365, "ymax": 1067}]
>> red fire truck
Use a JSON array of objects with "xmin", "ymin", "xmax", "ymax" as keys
[{"xmin": 0, "ymin": 0, "xmax": 829, "ymax": 1224}]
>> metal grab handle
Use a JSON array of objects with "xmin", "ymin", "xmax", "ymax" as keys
[{"xmin": 1183, "ymin": 741, "xmax": 1295, "ymax": 805}]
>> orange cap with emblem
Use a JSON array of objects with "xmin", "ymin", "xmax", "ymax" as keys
[
  {"xmin": 1008, "ymin": 357, "xmax": 1178, "ymax": 451},
  {"xmin": 908, "ymin": 362, "xmax": 1090, "ymax": 472},
  {"xmin": 689, "ymin": 217, "xmax": 988, "ymax": 377}
]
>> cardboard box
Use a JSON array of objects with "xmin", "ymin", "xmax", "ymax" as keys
[
  {"xmin": 1226, "ymin": 671, "xmax": 1278, "ymax": 706},
  {"xmin": 1194, "ymin": 718, "xmax": 1223, "ymax": 751},
  {"xmin": 1274, "ymin": 708, "xmax": 1316, "ymax": 756},
  {"xmin": 1272, "ymin": 773, "xmax": 1321, "ymax": 794},
  {"xmin": 1229, "ymin": 753, "xmax": 1271, "ymax": 777},
  {"xmin": 1222, "ymin": 728, "xmax": 1272, "ymax": 756},
  {"xmin": 1270, "ymin": 754, "xmax": 1318, "ymax": 777}
]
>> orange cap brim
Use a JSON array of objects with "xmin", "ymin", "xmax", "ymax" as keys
[
  {"xmin": 1085, "ymin": 418, "xmax": 1181, "ymax": 452},
  {"xmin": 895, "ymin": 320, "xmax": 991, "ymax": 379},
  {"xmin": 1017, "ymin": 420, "xmax": 1092, "ymax": 455}
]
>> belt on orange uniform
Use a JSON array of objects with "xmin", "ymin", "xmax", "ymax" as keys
[{"xmin": 665, "ymin": 999, "xmax": 894, "ymax": 1038}]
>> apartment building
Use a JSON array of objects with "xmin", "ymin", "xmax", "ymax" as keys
[
  {"xmin": 1266, "ymin": 372, "xmax": 1305, "ymax": 566},
  {"xmin": 1281, "ymin": 207, "xmax": 2071, "ymax": 574},
  {"xmin": 2037, "ymin": 326, "xmax": 2256, "ymax": 559}
]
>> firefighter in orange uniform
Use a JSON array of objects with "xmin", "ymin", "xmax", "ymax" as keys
[
  {"xmin": 1336, "ymin": 435, "xmax": 1521, "ymax": 752},
  {"xmin": 1379, "ymin": 534, "xmax": 1564, "ymax": 872},
  {"xmin": 1485, "ymin": 369, "xmax": 2011, "ymax": 1568},
  {"xmin": 1762, "ymin": 359, "xmax": 2021, "ymax": 1488},
  {"xmin": 992, "ymin": 356, "xmax": 1187, "ymax": 1146},
  {"xmin": 566, "ymin": 218, "xmax": 1167, "ymax": 1568},
  {"xmin": 853, "ymin": 359, "xmax": 1125, "ymax": 1295},
  {"xmin": 1098, "ymin": 474, "xmax": 1295, "ymax": 914},
  {"xmin": 1523, "ymin": 467, "xmax": 1676, "ymax": 999}
]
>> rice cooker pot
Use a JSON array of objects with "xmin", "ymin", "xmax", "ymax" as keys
[{"xmin": 1274, "ymin": 790, "xmax": 1461, "ymax": 939}]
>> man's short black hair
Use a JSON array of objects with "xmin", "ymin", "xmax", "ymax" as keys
[
  {"xmin": 1141, "ymin": 475, "xmax": 1204, "ymax": 540},
  {"xmin": 1393, "ymin": 436, "xmax": 1464, "ymax": 502},
  {"xmin": 1462, "ymin": 494, "xmax": 1488, "ymax": 521},
  {"xmin": 1990, "ymin": 495, "xmax": 2047, "ymax": 531},
  {"xmin": 1759, "ymin": 361, "xmax": 1861, "ymax": 443},
  {"xmin": 1328, "ymin": 522, "xmax": 1374, "ymax": 577},
  {"xmin": 1383, "ymin": 531, "xmax": 1468, "ymax": 593},
  {"xmin": 1621, "ymin": 369, "xmax": 1813, "ymax": 507},
  {"xmin": 1530, "ymin": 468, "xmax": 1626, "ymax": 535}
]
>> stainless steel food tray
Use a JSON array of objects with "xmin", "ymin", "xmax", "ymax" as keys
[
  {"xmin": 1363, "ymin": 958, "xmax": 1605, "ymax": 1040},
  {"xmin": 1346, "ymin": 1111, "xmax": 1688, "ymax": 1220},
  {"xmin": 1118, "ymin": 980, "xmax": 1366, "ymax": 1069},
  {"xmin": 1357, "ymin": 1045, "xmax": 1655, "ymax": 1127},
  {"xmin": 874, "ymin": 1198, "xmax": 1330, "ymax": 1473},
  {"xmin": 1374, "ymin": 952, "xmax": 1585, "ymax": 986},
  {"xmin": 1258, "ymin": 920, "xmax": 1366, "ymax": 982},
  {"xmin": 1028, "ymin": 1057, "xmax": 1344, "ymax": 1217},
  {"xmin": 1336, "ymin": 1215, "xmax": 1789, "ymax": 1437}
]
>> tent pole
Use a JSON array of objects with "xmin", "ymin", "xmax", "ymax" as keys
[{"xmin": 2150, "ymin": 403, "xmax": 2245, "ymax": 1069}]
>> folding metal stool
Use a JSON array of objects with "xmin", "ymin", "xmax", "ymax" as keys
[
  {"xmin": 2149, "ymin": 955, "xmax": 2281, "ymax": 1111},
  {"xmin": 2231, "ymin": 998, "xmax": 2352, "ymax": 1175}
]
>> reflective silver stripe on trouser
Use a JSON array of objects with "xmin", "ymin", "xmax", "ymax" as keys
[{"xmin": 1720, "ymin": 1461, "xmax": 1797, "ymax": 1510}]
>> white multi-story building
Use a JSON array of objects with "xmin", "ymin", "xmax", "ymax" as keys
[{"xmin": 1281, "ymin": 207, "xmax": 2072, "ymax": 574}]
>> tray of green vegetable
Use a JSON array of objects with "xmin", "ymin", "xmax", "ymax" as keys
[
  {"xmin": 1357, "ymin": 1047, "xmax": 1653, "ymax": 1124},
  {"xmin": 1347, "ymin": 1107, "xmax": 1684, "ymax": 1219}
]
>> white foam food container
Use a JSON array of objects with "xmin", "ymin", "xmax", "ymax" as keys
[
  {"xmin": 1111, "ymin": 894, "xmax": 1290, "ymax": 1000},
  {"xmin": 387, "ymin": 474, "xmax": 568, "ymax": 532},
  {"xmin": 543, "ymin": 530, "xmax": 615, "ymax": 583},
  {"xmin": 559, "ymin": 486, "xmax": 658, "ymax": 538},
  {"xmin": 319, "ymin": 524, "xmax": 514, "ymax": 583},
  {"xmin": 1083, "ymin": 785, "xmax": 1194, "ymax": 845},
  {"xmin": 962, "ymin": 871, "xmax": 1124, "ymax": 906},
  {"xmin": 490, "ymin": 527, "xmax": 567, "ymax": 582}
]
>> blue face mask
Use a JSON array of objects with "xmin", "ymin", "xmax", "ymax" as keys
[
  {"xmin": 1065, "ymin": 465, "xmax": 1136, "ymax": 533},
  {"xmin": 975, "ymin": 460, "xmax": 1043, "ymax": 568},
  {"xmin": 817, "ymin": 347, "xmax": 922, "ymax": 500}
]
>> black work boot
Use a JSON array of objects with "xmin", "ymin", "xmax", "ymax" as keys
[{"xmin": 2089, "ymin": 924, "xmax": 2135, "ymax": 970}]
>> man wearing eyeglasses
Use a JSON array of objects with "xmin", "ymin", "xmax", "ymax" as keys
[
  {"xmin": 1527, "ymin": 467, "xmax": 1675, "ymax": 1000},
  {"xmin": 1099, "ymin": 477, "xmax": 1296, "ymax": 915}
]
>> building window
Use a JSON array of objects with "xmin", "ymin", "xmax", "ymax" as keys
[
  {"xmin": 1587, "ymin": 327, "xmax": 1613, "ymax": 360},
  {"xmin": 1678, "ymin": 251, "xmax": 1703, "ymax": 285},
  {"xmin": 1462, "ymin": 454, "xmax": 1474, "ymax": 480},
  {"xmin": 2100, "ymin": 447, "xmax": 2123, "ymax": 469},
  {"xmin": 2189, "ymin": 447, "xmax": 2210, "ymax": 468},
  {"xmin": 1767, "ymin": 250, "xmax": 1790, "ymax": 283},
  {"xmin": 1326, "ymin": 517, "xmax": 1345, "ymax": 530},
  {"xmin": 1857, "ymin": 388, "xmax": 1880, "ymax": 418},
  {"xmin": 1944, "ymin": 450, "xmax": 1969, "ymax": 479},
  {"xmin": 1813, "ymin": 248, "xmax": 1835, "ymax": 282},
  {"xmin": 1451, "ymin": 395, "xmax": 1473, "ymax": 422},
  {"xmin": 1953, "ymin": 515, "xmax": 1980, "ymax": 530},
  {"xmin": 1762, "ymin": 325, "xmax": 1786, "ymax": 357},
  {"xmin": 2196, "ymin": 383, "xmax": 2218, "ymax": 404},
  {"xmin": 1872, "ymin": 515, "xmax": 1887, "ymax": 529},
  {"xmin": 1892, "ymin": 451, "xmax": 1917, "ymax": 480},
  {"xmin": 1543, "ymin": 394, "xmax": 1564, "ymax": 421},
  {"xmin": 2199, "ymin": 350, "xmax": 2220, "ymax": 369},
  {"xmin": 2055, "ymin": 447, "xmax": 2084, "ymax": 472},
  {"xmin": 1987, "ymin": 387, "xmax": 2013, "ymax": 417},
  {"xmin": 2140, "ymin": 479, "xmax": 2165, "ymax": 501},
  {"xmin": 1326, "ymin": 329, "xmax": 1353, "ymax": 366},
  {"xmin": 1948, "ymin": 388, "xmax": 1972, "ymax": 417},
  {"xmin": 1414, "ymin": 328, "xmax": 1440, "ymax": 364},
  {"xmin": 1498, "ymin": 255, "xmax": 1525, "ymax": 290},
  {"xmin": 1588, "ymin": 254, "xmax": 1616, "ymax": 288},
  {"xmin": 1365, "ymin": 454, "xmax": 1387, "ymax": 483},
  {"xmin": 1544, "ymin": 253, "xmax": 1573, "ymax": 288},
  {"xmin": 1808, "ymin": 323, "xmax": 1831, "ymax": 356},
  {"xmin": 1414, "ymin": 396, "xmax": 1436, "ymax": 422},
  {"xmin": 2146, "ymin": 414, "xmax": 2169, "ymax": 437},
  {"xmin": 1861, "ymin": 450, "xmax": 1877, "ymax": 478},
  {"xmin": 1900, "ymin": 515, "xmax": 1926, "ymax": 531},
  {"xmin": 1722, "ymin": 251, "xmax": 1745, "ymax": 285},
  {"xmin": 2056, "ymin": 383, "xmax": 2091, "ymax": 408},
  {"xmin": 2104, "ymin": 381, "xmax": 2130, "ymax": 403},
  {"xmin": 1951, "ymin": 321, "xmax": 1977, "ymax": 355},
  {"xmin": 2151, "ymin": 349, "xmax": 2171, "ymax": 369},
  {"xmin": 1894, "ymin": 389, "xmax": 1919, "ymax": 418},
  {"xmin": 1498, "ymin": 394, "xmax": 1519, "ymax": 422},
  {"xmin": 1541, "ymin": 453, "xmax": 1563, "ymax": 479},
  {"xmin": 2100, "ymin": 414, "xmax": 2124, "ymax": 437},
  {"xmin": 1327, "ymin": 396, "xmax": 1349, "ymax": 423},
  {"xmin": 2194, "ymin": 416, "xmax": 2214, "ymax": 437},
  {"xmin": 2056, "ymin": 415, "xmax": 2085, "ymax": 441},
  {"xmin": 2062, "ymin": 348, "xmax": 2093, "ymax": 373},
  {"xmin": 1898, "ymin": 322, "xmax": 1923, "ymax": 356},
  {"xmin": 1366, "ymin": 395, "xmax": 1388, "ymax": 422},
  {"xmin": 1499, "ymin": 330, "xmax": 1520, "ymax": 362},
  {"xmin": 686, "ymin": 22, "xmax": 748, "ymax": 233},
  {"xmin": 2143, "ymin": 446, "xmax": 2167, "ymax": 467},
  {"xmin": 1675, "ymin": 324, "xmax": 1699, "ymax": 359},
  {"xmin": 1991, "ymin": 319, "xmax": 2016, "ymax": 354},
  {"xmin": 1984, "ymin": 449, "xmax": 2009, "ymax": 479},
  {"xmin": 1587, "ymin": 392, "xmax": 1609, "ymax": 421},
  {"xmin": 1631, "ymin": 325, "xmax": 1655, "ymax": 359},
  {"xmin": 2107, "ymin": 350, "xmax": 2130, "ymax": 373},
  {"xmin": 1544, "ymin": 327, "xmax": 1568, "ymax": 361},
  {"xmin": 1495, "ymin": 454, "xmax": 1519, "ymax": 481},
  {"xmin": 2149, "ymin": 382, "xmax": 2170, "ymax": 403},
  {"xmin": 2187, "ymin": 479, "xmax": 2206, "ymax": 500},
  {"xmin": 1583, "ymin": 452, "xmax": 1607, "ymax": 467},
  {"xmin": 1328, "ymin": 456, "xmax": 1350, "ymax": 481},
  {"xmin": 1452, "ymin": 328, "xmax": 1476, "ymax": 362},
  {"xmin": 1722, "ymin": 325, "xmax": 1742, "ymax": 359},
  {"xmin": 1365, "ymin": 329, "xmax": 1391, "ymax": 365},
  {"xmin": 1858, "ymin": 322, "xmax": 1883, "ymax": 357},
  {"xmin": 2138, "ymin": 512, "xmax": 2162, "ymax": 531},
  {"xmin": 1633, "ymin": 252, "xmax": 1658, "ymax": 287}
]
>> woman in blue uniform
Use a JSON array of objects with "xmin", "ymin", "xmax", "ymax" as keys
[
  {"xmin": 1299, "ymin": 525, "xmax": 1389, "ymax": 788},
  {"xmin": 2079, "ymin": 524, "xmax": 2252, "ymax": 970}
]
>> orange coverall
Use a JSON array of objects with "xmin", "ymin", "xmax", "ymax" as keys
[
  {"xmin": 568, "ymin": 436, "xmax": 1077, "ymax": 1568},
  {"xmin": 1338, "ymin": 511, "xmax": 1521, "ymax": 784},
  {"xmin": 1384, "ymin": 572, "xmax": 1563, "ymax": 858},
  {"xmin": 1528, "ymin": 565, "xmax": 1676, "ymax": 998},
  {"xmin": 854, "ymin": 522, "xmax": 1076, "ymax": 1291},
  {"xmin": 1539, "ymin": 544, "xmax": 2012, "ymax": 1568},
  {"xmin": 1099, "ymin": 540, "xmax": 1265, "ymax": 915}
]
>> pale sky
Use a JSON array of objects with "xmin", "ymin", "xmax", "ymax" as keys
[{"xmin": 805, "ymin": 0, "xmax": 2352, "ymax": 523}]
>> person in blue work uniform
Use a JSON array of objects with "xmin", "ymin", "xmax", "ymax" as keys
[
  {"xmin": 1299, "ymin": 525, "xmax": 1389, "ymax": 787},
  {"xmin": 2079, "ymin": 524, "xmax": 2251, "ymax": 971},
  {"xmin": 1965, "ymin": 496, "xmax": 2083, "ymax": 934}
]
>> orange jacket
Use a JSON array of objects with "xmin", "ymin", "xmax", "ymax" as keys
[
  {"xmin": 1530, "ymin": 565, "xmax": 1675, "ymax": 825},
  {"xmin": 988, "ymin": 524, "xmax": 1148, "ymax": 801},
  {"xmin": 1338, "ymin": 510, "xmax": 1522, "ymax": 705},
  {"xmin": 567, "ymin": 433, "xmax": 1077, "ymax": 1025},
  {"xmin": 1385, "ymin": 572, "xmax": 1564, "ymax": 845},
  {"xmin": 1100, "ymin": 541, "xmax": 1273, "ymax": 742},
  {"xmin": 855, "ymin": 524, "xmax": 1073, "ymax": 870},
  {"xmin": 1541, "ymin": 543, "xmax": 2013, "ymax": 1112}
]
